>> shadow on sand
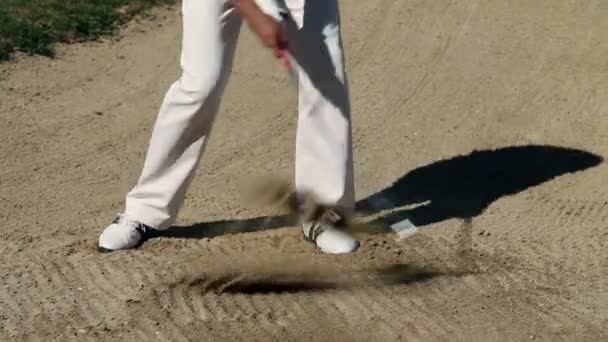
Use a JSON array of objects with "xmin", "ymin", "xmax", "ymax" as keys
[
  {"xmin": 149, "ymin": 144, "xmax": 602, "ymax": 240},
  {"xmin": 175, "ymin": 263, "xmax": 467, "ymax": 294}
]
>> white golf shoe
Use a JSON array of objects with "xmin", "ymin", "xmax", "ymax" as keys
[
  {"xmin": 97, "ymin": 214, "xmax": 150, "ymax": 252},
  {"xmin": 302, "ymin": 210, "xmax": 360, "ymax": 254}
]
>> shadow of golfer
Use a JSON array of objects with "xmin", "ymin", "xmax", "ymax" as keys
[
  {"xmin": 149, "ymin": 144, "xmax": 602, "ymax": 240},
  {"xmin": 358, "ymin": 144, "xmax": 603, "ymax": 227}
]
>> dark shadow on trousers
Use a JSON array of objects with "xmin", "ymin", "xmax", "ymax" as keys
[
  {"xmin": 150, "ymin": 1, "xmax": 352, "ymax": 240},
  {"xmin": 281, "ymin": 0, "xmax": 352, "ymax": 119},
  {"xmin": 151, "ymin": 144, "xmax": 602, "ymax": 239}
]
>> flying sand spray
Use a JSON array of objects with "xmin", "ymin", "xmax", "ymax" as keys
[{"xmin": 240, "ymin": 5, "xmax": 418, "ymax": 240}]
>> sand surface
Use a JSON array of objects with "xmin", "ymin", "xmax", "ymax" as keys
[{"xmin": 1, "ymin": 1, "xmax": 607, "ymax": 340}]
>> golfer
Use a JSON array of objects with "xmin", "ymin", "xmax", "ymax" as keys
[{"xmin": 98, "ymin": 0, "xmax": 359, "ymax": 254}]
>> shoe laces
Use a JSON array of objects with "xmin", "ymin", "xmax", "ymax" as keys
[
  {"xmin": 114, "ymin": 214, "xmax": 148, "ymax": 234},
  {"xmin": 305, "ymin": 208, "xmax": 346, "ymax": 242}
]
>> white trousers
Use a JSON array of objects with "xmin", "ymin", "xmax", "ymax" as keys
[{"xmin": 124, "ymin": 0, "xmax": 355, "ymax": 229}]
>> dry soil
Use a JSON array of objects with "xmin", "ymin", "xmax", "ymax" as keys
[{"xmin": 1, "ymin": 1, "xmax": 607, "ymax": 341}]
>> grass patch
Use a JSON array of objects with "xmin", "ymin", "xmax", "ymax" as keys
[{"xmin": 0, "ymin": 0, "xmax": 175, "ymax": 62}]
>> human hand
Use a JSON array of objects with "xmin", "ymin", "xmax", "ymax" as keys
[{"xmin": 232, "ymin": 0, "xmax": 288, "ymax": 58}]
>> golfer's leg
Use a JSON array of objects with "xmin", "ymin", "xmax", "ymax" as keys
[
  {"xmin": 124, "ymin": 1, "xmax": 242, "ymax": 229},
  {"xmin": 289, "ymin": 0, "xmax": 355, "ymax": 210},
  {"xmin": 287, "ymin": 0, "xmax": 358, "ymax": 254}
]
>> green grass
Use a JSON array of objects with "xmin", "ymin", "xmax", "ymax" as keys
[{"xmin": 0, "ymin": 0, "xmax": 174, "ymax": 61}]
